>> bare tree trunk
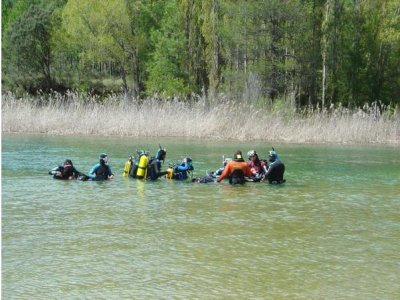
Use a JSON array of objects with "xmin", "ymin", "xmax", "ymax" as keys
[
  {"xmin": 130, "ymin": 49, "xmax": 140, "ymax": 98},
  {"xmin": 321, "ymin": 0, "xmax": 331, "ymax": 108},
  {"xmin": 203, "ymin": 0, "xmax": 220, "ymax": 97}
]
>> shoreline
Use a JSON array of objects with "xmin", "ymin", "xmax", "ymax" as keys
[{"xmin": 3, "ymin": 131, "xmax": 399, "ymax": 147}]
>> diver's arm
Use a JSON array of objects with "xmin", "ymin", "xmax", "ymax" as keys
[
  {"xmin": 108, "ymin": 166, "xmax": 114, "ymax": 177},
  {"xmin": 176, "ymin": 163, "xmax": 189, "ymax": 172},
  {"xmin": 87, "ymin": 164, "xmax": 99, "ymax": 179},
  {"xmin": 217, "ymin": 164, "xmax": 231, "ymax": 182}
]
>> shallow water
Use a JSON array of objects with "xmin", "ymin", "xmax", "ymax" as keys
[{"xmin": 2, "ymin": 134, "xmax": 400, "ymax": 299}]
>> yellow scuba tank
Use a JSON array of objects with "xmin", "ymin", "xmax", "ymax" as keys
[
  {"xmin": 166, "ymin": 167, "xmax": 174, "ymax": 179},
  {"xmin": 136, "ymin": 154, "xmax": 149, "ymax": 178},
  {"xmin": 122, "ymin": 159, "xmax": 132, "ymax": 177}
]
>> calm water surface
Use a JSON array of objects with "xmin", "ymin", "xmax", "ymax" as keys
[{"xmin": 2, "ymin": 134, "xmax": 399, "ymax": 299}]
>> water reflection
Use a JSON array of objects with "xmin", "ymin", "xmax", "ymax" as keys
[{"xmin": 2, "ymin": 134, "xmax": 399, "ymax": 299}]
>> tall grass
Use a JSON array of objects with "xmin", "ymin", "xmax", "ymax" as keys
[{"xmin": 2, "ymin": 91, "xmax": 399, "ymax": 144}]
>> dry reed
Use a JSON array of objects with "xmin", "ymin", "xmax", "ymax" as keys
[{"xmin": 2, "ymin": 91, "xmax": 399, "ymax": 145}]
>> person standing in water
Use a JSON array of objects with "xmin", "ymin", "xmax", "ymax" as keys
[
  {"xmin": 217, "ymin": 150, "xmax": 253, "ymax": 184},
  {"xmin": 247, "ymin": 150, "xmax": 268, "ymax": 178},
  {"xmin": 87, "ymin": 153, "xmax": 114, "ymax": 180},
  {"xmin": 263, "ymin": 149, "xmax": 285, "ymax": 184}
]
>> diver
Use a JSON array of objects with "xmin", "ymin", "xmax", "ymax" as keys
[
  {"xmin": 209, "ymin": 157, "xmax": 231, "ymax": 178},
  {"xmin": 166, "ymin": 157, "xmax": 194, "ymax": 180},
  {"xmin": 217, "ymin": 150, "xmax": 253, "ymax": 184},
  {"xmin": 148, "ymin": 146, "xmax": 168, "ymax": 180},
  {"xmin": 49, "ymin": 159, "xmax": 81, "ymax": 180},
  {"xmin": 194, "ymin": 157, "xmax": 231, "ymax": 183},
  {"xmin": 247, "ymin": 150, "xmax": 268, "ymax": 181},
  {"xmin": 263, "ymin": 148, "xmax": 285, "ymax": 184},
  {"xmin": 87, "ymin": 153, "xmax": 114, "ymax": 180}
]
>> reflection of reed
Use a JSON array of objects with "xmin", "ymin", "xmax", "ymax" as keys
[{"xmin": 2, "ymin": 92, "xmax": 398, "ymax": 145}]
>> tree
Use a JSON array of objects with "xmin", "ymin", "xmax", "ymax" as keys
[
  {"xmin": 181, "ymin": 0, "xmax": 208, "ymax": 93},
  {"xmin": 60, "ymin": 0, "xmax": 163, "ymax": 97},
  {"xmin": 145, "ymin": 0, "xmax": 192, "ymax": 97},
  {"xmin": 201, "ymin": 0, "xmax": 222, "ymax": 97},
  {"xmin": 5, "ymin": 4, "xmax": 55, "ymax": 92}
]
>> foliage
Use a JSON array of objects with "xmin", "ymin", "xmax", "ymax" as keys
[
  {"xmin": 145, "ymin": 0, "xmax": 191, "ymax": 98},
  {"xmin": 1, "ymin": 0, "xmax": 399, "ymax": 107},
  {"xmin": 5, "ymin": 4, "xmax": 55, "ymax": 93}
]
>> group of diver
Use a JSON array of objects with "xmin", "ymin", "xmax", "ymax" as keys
[
  {"xmin": 122, "ymin": 146, "xmax": 194, "ymax": 181},
  {"xmin": 49, "ymin": 145, "xmax": 285, "ymax": 185}
]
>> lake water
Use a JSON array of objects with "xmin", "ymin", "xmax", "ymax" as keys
[{"xmin": 2, "ymin": 134, "xmax": 399, "ymax": 299}]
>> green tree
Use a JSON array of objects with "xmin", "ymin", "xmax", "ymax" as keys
[
  {"xmin": 181, "ymin": 0, "xmax": 208, "ymax": 93},
  {"xmin": 145, "ymin": 0, "xmax": 191, "ymax": 98},
  {"xmin": 201, "ymin": 0, "xmax": 222, "ymax": 97},
  {"xmin": 60, "ymin": 0, "xmax": 162, "ymax": 97},
  {"xmin": 220, "ymin": 0, "xmax": 304, "ymax": 102},
  {"xmin": 5, "ymin": 4, "xmax": 55, "ymax": 92}
]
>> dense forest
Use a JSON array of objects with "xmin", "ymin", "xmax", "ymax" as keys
[{"xmin": 2, "ymin": 0, "xmax": 399, "ymax": 109}]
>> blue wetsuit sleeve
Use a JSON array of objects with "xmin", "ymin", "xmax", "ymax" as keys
[
  {"xmin": 87, "ymin": 164, "xmax": 99, "ymax": 179},
  {"xmin": 176, "ymin": 163, "xmax": 189, "ymax": 172},
  {"xmin": 108, "ymin": 166, "xmax": 113, "ymax": 176}
]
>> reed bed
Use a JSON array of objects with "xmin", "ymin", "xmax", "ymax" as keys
[{"xmin": 2, "ymin": 91, "xmax": 399, "ymax": 145}]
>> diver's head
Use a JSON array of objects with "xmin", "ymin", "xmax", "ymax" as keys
[
  {"xmin": 64, "ymin": 159, "xmax": 73, "ymax": 166},
  {"xmin": 99, "ymin": 153, "xmax": 108, "ymax": 165},
  {"xmin": 247, "ymin": 150, "xmax": 258, "ymax": 160},
  {"xmin": 268, "ymin": 150, "xmax": 277, "ymax": 163},
  {"xmin": 156, "ymin": 147, "xmax": 167, "ymax": 162},
  {"xmin": 223, "ymin": 158, "xmax": 232, "ymax": 166},
  {"xmin": 186, "ymin": 157, "xmax": 194, "ymax": 170},
  {"xmin": 234, "ymin": 150, "xmax": 244, "ymax": 161}
]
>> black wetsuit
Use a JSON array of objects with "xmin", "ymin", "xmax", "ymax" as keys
[
  {"xmin": 148, "ymin": 158, "xmax": 167, "ymax": 180},
  {"xmin": 51, "ymin": 165, "xmax": 79, "ymax": 180},
  {"xmin": 264, "ymin": 160, "xmax": 285, "ymax": 184}
]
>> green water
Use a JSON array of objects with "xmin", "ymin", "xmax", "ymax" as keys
[{"xmin": 2, "ymin": 134, "xmax": 399, "ymax": 299}]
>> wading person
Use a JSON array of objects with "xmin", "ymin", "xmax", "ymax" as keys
[
  {"xmin": 217, "ymin": 150, "xmax": 252, "ymax": 184},
  {"xmin": 87, "ymin": 153, "xmax": 114, "ymax": 180},
  {"xmin": 49, "ymin": 159, "xmax": 80, "ymax": 180},
  {"xmin": 148, "ymin": 146, "xmax": 168, "ymax": 180},
  {"xmin": 247, "ymin": 150, "xmax": 268, "ymax": 178},
  {"xmin": 263, "ymin": 149, "xmax": 285, "ymax": 184},
  {"xmin": 166, "ymin": 157, "xmax": 194, "ymax": 180}
]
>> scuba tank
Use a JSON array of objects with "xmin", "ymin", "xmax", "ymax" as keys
[
  {"xmin": 122, "ymin": 156, "xmax": 133, "ymax": 177},
  {"xmin": 136, "ymin": 151, "xmax": 149, "ymax": 179},
  {"xmin": 166, "ymin": 167, "xmax": 174, "ymax": 179}
]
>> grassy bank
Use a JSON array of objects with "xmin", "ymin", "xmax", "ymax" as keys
[{"xmin": 2, "ymin": 92, "xmax": 399, "ymax": 145}]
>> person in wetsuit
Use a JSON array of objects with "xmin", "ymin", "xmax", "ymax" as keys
[
  {"xmin": 49, "ymin": 159, "xmax": 80, "ymax": 180},
  {"xmin": 172, "ymin": 157, "xmax": 194, "ymax": 180},
  {"xmin": 192, "ymin": 157, "xmax": 231, "ymax": 183},
  {"xmin": 217, "ymin": 150, "xmax": 253, "ymax": 184},
  {"xmin": 247, "ymin": 150, "xmax": 268, "ymax": 178},
  {"xmin": 148, "ymin": 147, "xmax": 167, "ymax": 180},
  {"xmin": 263, "ymin": 149, "xmax": 285, "ymax": 184},
  {"xmin": 87, "ymin": 153, "xmax": 114, "ymax": 180}
]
